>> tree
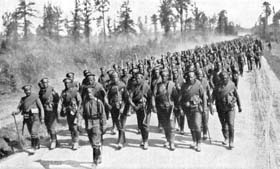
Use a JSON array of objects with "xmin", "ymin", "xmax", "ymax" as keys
[
  {"xmin": 106, "ymin": 16, "xmax": 113, "ymax": 38},
  {"xmin": 95, "ymin": 0, "xmax": 110, "ymax": 41},
  {"xmin": 208, "ymin": 14, "xmax": 217, "ymax": 32},
  {"xmin": 216, "ymin": 10, "xmax": 228, "ymax": 34},
  {"xmin": 159, "ymin": 0, "xmax": 173, "ymax": 36},
  {"xmin": 137, "ymin": 17, "xmax": 146, "ymax": 35},
  {"xmin": 262, "ymin": 1, "xmax": 272, "ymax": 39},
  {"xmin": 41, "ymin": 3, "xmax": 63, "ymax": 40},
  {"xmin": 273, "ymin": 9, "xmax": 280, "ymax": 41},
  {"xmin": 83, "ymin": 0, "xmax": 94, "ymax": 43},
  {"xmin": 173, "ymin": 0, "xmax": 190, "ymax": 33},
  {"xmin": 2, "ymin": 11, "xmax": 18, "ymax": 43},
  {"xmin": 15, "ymin": 0, "xmax": 37, "ymax": 39},
  {"xmin": 116, "ymin": 0, "xmax": 136, "ymax": 35},
  {"xmin": 151, "ymin": 14, "xmax": 158, "ymax": 35},
  {"xmin": 71, "ymin": 0, "xmax": 83, "ymax": 42}
]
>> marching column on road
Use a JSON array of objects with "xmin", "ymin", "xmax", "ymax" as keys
[{"xmin": 13, "ymin": 35, "xmax": 264, "ymax": 166}]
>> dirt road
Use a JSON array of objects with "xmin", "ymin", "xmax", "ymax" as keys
[{"xmin": 1, "ymin": 54, "xmax": 280, "ymax": 169}]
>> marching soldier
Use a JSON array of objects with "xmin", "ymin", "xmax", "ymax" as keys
[
  {"xmin": 98, "ymin": 67, "xmax": 109, "ymax": 89},
  {"xmin": 212, "ymin": 72, "xmax": 242, "ymax": 149},
  {"xmin": 57, "ymin": 78, "xmax": 82, "ymax": 150},
  {"xmin": 38, "ymin": 78, "xmax": 60, "ymax": 150},
  {"xmin": 66, "ymin": 72, "xmax": 80, "ymax": 89},
  {"xmin": 128, "ymin": 73, "xmax": 152, "ymax": 150},
  {"xmin": 83, "ymin": 87, "xmax": 107, "ymax": 165},
  {"xmin": 196, "ymin": 69, "xmax": 212, "ymax": 140},
  {"xmin": 172, "ymin": 68, "xmax": 185, "ymax": 135},
  {"xmin": 106, "ymin": 71, "xmax": 128, "ymax": 149},
  {"xmin": 180, "ymin": 71, "xmax": 206, "ymax": 152},
  {"xmin": 152, "ymin": 69, "xmax": 178, "ymax": 151},
  {"xmin": 13, "ymin": 85, "xmax": 45, "ymax": 152}
]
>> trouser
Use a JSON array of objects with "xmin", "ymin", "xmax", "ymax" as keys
[
  {"xmin": 111, "ymin": 107, "xmax": 126, "ymax": 144},
  {"xmin": 174, "ymin": 108, "xmax": 184, "ymax": 131},
  {"xmin": 87, "ymin": 126, "xmax": 102, "ymax": 162},
  {"xmin": 135, "ymin": 107, "xmax": 151, "ymax": 142},
  {"xmin": 156, "ymin": 106, "xmax": 174, "ymax": 143},
  {"xmin": 25, "ymin": 114, "xmax": 41, "ymax": 148},
  {"xmin": 201, "ymin": 110, "xmax": 209, "ymax": 136},
  {"xmin": 247, "ymin": 58, "xmax": 252, "ymax": 71},
  {"xmin": 184, "ymin": 108, "xmax": 202, "ymax": 144},
  {"xmin": 67, "ymin": 114, "xmax": 79, "ymax": 143},
  {"xmin": 255, "ymin": 58, "xmax": 261, "ymax": 69},
  {"xmin": 44, "ymin": 111, "xmax": 57, "ymax": 142},
  {"xmin": 238, "ymin": 63, "xmax": 244, "ymax": 76},
  {"xmin": 217, "ymin": 109, "xmax": 235, "ymax": 143}
]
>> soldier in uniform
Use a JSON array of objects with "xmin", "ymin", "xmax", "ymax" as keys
[
  {"xmin": 57, "ymin": 78, "xmax": 82, "ymax": 150},
  {"xmin": 83, "ymin": 87, "xmax": 107, "ymax": 165},
  {"xmin": 128, "ymin": 73, "xmax": 152, "ymax": 150},
  {"xmin": 152, "ymin": 69, "xmax": 178, "ymax": 151},
  {"xmin": 98, "ymin": 67, "xmax": 109, "ymax": 89},
  {"xmin": 106, "ymin": 71, "xmax": 128, "ymax": 149},
  {"xmin": 38, "ymin": 78, "xmax": 60, "ymax": 150},
  {"xmin": 66, "ymin": 72, "xmax": 80, "ymax": 89},
  {"xmin": 196, "ymin": 70, "xmax": 212, "ymax": 140},
  {"xmin": 13, "ymin": 85, "xmax": 45, "ymax": 152},
  {"xmin": 172, "ymin": 68, "xmax": 185, "ymax": 135},
  {"xmin": 212, "ymin": 72, "xmax": 242, "ymax": 149},
  {"xmin": 180, "ymin": 71, "xmax": 206, "ymax": 152}
]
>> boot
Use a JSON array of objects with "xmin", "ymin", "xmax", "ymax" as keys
[
  {"xmin": 72, "ymin": 142, "xmax": 79, "ymax": 150},
  {"xmin": 96, "ymin": 147, "xmax": 102, "ymax": 164},
  {"xmin": 117, "ymin": 130, "xmax": 124, "ymax": 150},
  {"xmin": 229, "ymin": 129, "xmax": 234, "ymax": 149},
  {"xmin": 196, "ymin": 143, "xmax": 201, "ymax": 152},
  {"xmin": 169, "ymin": 142, "xmax": 175, "ymax": 151},
  {"xmin": 35, "ymin": 138, "xmax": 40, "ymax": 150},
  {"xmin": 143, "ymin": 141, "xmax": 148, "ymax": 150},
  {"xmin": 190, "ymin": 130, "xmax": 197, "ymax": 149},
  {"xmin": 50, "ymin": 134, "xmax": 57, "ymax": 150},
  {"xmin": 93, "ymin": 148, "xmax": 97, "ymax": 165},
  {"xmin": 222, "ymin": 129, "xmax": 229, "ymax": 146}
]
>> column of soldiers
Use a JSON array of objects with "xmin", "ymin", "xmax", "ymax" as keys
[{"xmin": 13, "ymin": 36, "xmax": 263, "ymax": 165}]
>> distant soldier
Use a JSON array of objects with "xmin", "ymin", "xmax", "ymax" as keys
[
  {"xmin": 66, "ymin": 72, "xmax": 80, "ymax": 89},
  {"xmin": 83, "ymin": 87, "xmax": 107, "ymax": 165},
  {"xmin": 210, "ymin": 62, "xmax": 223, "ymax": 89},
  {"xmin": 237, "ymin": 52, "xmax": 246, "ymax": 76},
  {"xmin": 13, "ymin": 85, "xmax": 45, "ymax": 152},
  {"xmin": 153, "ymin": 69, "xmax": 178, "ymax": 151},
  {"xmin": 81, "ymin": 70, "xmax": 91, "ymax": 86},
  {"xmin": 212, "ymin": 72, "xmax": 242, "ymax": 149},
  {"xmin": 120, "ymin": 67, "xmax": 130, "ymax": 85},
  {"xmin": 106, "ymin": 71, "xmax": 128, "ymax": 149},
  {"xmin": 98, "ymin": 67, "xmax": 109, "ymax": 89},
  {"xmin": 231, "ymin": 66, "xmax": 239, "ymax": 88},
  {"xmin": 128, "ymin": 73, "xmax": 152, "ymax": 150},
  {"xmin": 57, "ymin": 78, "xmax": 82, "ymax": 150},
  {"xmin": 38, "ymin": 78, "xmax": 60, "ymax": 150},
  {"xmin": 180, "ymin": 72, "xmax": 206, "ymax": 152},
  {"xmin": 254, "ymin": 47, "xmax": 262, "ymax": 69}
]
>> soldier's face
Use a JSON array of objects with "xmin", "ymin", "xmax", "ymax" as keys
[
  {"xmin": 24, "ymin": 89, "xmax": 31, "ymax": 96},
  {"xmin": 41, "ymin": 82, "xmax": 48, "ymax": 89},
  {"xmin": 197, "ymin": 74, "xmax": 203, "ymax": 80},
  {"xmin": 64, "ymin": 82, "xmax": 71, "ymax": 89},
  {"xmin": 187, "ymin": 73, "xmax": 196, "ymax": 84},
  {"xmin": 111, "ymin": 76, "xmax": 119, "ymax": 83},
  {"xmin": 87, "ymin": 76, "xmax": 95, "ymax": 85},
  {"xmin": 135, "ymin": 74, "xmax": 143, "ymax": 84},
  {"xmin": 161, "ymin": 73, "xmax": 169, "ymax": 83},
  {"xmin": 154, "ymin": 70, "xmax": 160, "ymax": 78}
]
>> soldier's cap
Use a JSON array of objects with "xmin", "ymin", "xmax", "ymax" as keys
[
  {"xmin": 107, "ymin": 69, "xmax": 115, "ymax": 75},
  {"xmin": 40, "ymin": 77, "xmax": 49, "ymax": 83},
  {"xmin": 83, "ymin": 70, "xmax": 90, "ymax": 76},
  {"xmin": 63, "ymin": 78, "xmax": 72, "ymax": 83},
  {"xmin": 110, "ymin": 71, "xmax": 119, "ymax": 78},
  {"xmin": 135, "ymin": 72, "xmax": 144, "ymax": 78},
  {"xmin": 66, "ymin": 72, "xmax": 74, "ymax": 78},
  {"xmin": 86, "ymin": 73, "xmax": 95, "ymax": 78},
  {"xmin": 22, "ymin": 85, "xmax": 32, "ymax": 91}
]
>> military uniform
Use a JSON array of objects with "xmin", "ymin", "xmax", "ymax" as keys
[
  {"xmin": 38, "ymin": 78, "xmax": 60, "ymax": 149},
  {"xmin": 57, "ymin": 78, "xmax": 82, "ymax": 150},
  {"xmin": 212, "ymin": 72, "xmax": 241, "ymax": 149},
  {"xmin": 180, "ymin": 74, "xmax": 206, "ymax": 152},
  {"xmin": 106, "ymin": 72, "xmax": 128, "ymax": 149},
  {"xmin": 129, "ymin": 73, "xmax": 152, "ymax": 149},
  {"xmin": 153, "ymin": 70, "xmax": 178, "ymax": 150},
  {"xmin": 17, "ymin": 85, "xmax": 44, "ymax": 151},
  {"xmin": 83, "ymin": 88, "xmax": 107, "ymax": 165}
]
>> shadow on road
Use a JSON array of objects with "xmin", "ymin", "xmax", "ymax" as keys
[{"xmin": 36, "ymin": 159, "xmax": 92, "ymax": 169}]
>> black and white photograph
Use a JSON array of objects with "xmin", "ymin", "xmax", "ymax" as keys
[{"xmin": 0, "ymin": 0, "xmax": 279, "ymax": 168}]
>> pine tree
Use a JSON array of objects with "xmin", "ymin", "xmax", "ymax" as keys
[
  {"xmin": 83, "ymin": 0, "xmax": 94, "ymax": 43},
  {"xmin": 116, "ymin": 0, "xmax": 136, "ymax": 35},
  {"xmin": 159, "ymin": 0, "xmax": 173, "ymax": 36}
]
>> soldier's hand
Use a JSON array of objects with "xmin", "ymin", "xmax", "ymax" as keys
[{"xmin": 238, "ymin": 107, "xmax": 242, "ymax": 113}]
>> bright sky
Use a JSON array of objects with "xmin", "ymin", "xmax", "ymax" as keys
[{"xmin": 0, "ymin": 0, "xmax": 280, "ymax": 32}]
